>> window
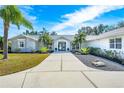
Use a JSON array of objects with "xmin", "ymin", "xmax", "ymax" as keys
[
  {"xmin": 110, "ymin": 39, "xmax": 114, "ymax": 48},
  {"xmin": 109, "ymin": 38, "xmax": 122, "ymax": 49},
  {"xmin": 19, "ymin": 41, "xmax": 24, "ymax": 48},
  {"xmin": 18, "ymin": 39, "xmax": 25, "ymax": 48},
  {"xmin": 116, "ymin": 38, "xmax": 122, "ymax": 49}
]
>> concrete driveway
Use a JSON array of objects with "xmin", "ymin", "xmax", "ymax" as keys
[{"xmin": 0, "ymin": 52, "xmax": 124, "ymax": 88}]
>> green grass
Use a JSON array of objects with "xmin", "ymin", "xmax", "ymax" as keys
[
  {"xmin": 0, "ymin": 54, "xmax": 3, "ymax": 59},
  {"xmin": 0, "ymin": 50, "xmax": 3, "ymax": 53},
  {"xmin": 0, "ymin": 53, "xmax": 49, "ymax": 76}
]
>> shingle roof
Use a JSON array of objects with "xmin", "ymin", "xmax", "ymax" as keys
[
  {"xmin": 26, "ymin": 35, "xmax": 39, "ymax": 40},
  {"xmin": 26, "ymin": 35, "xmax": 75, "ymax": 41},
  {"xmin": 86, "ymin": 27, "xmax": 124, "ymax": 41},
  {"xmin": 9, "ymin": 34, "xmax": 39, "ymax": 41},
  {"xmin": 51, "ymin": 35, "xmax": 74, "ymax": 41},
  {"xmin": 10, "ymin": 34, "xmax": 75, "ymax": 41}
]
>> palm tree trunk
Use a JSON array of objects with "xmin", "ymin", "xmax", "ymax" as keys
[
  {"xmin": 80, "ymin": 43, "xmax": 82, "ymax": 49},
  {"xmin": 0, "ymin": 43, "xmax": 2, "ymax": 50},
  {"xmin": 3, "ymin": 22, "xmax": 9, "ymax": 59}
]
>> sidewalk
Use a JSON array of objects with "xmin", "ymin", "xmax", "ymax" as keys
[{"xmin": 0, "ymin": 52, "xmax": 124, "ymax": 88}]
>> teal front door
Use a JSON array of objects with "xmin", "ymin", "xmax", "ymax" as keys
[{"xmin": 58, "ymin": 42, "xmax": 66, "ymax": 51}]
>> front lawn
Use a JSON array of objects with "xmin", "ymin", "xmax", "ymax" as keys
[
  {"xmin": 0, "ymin": 53, "xmax": 49, "ymax": 76},
  {"xmin": 0, "ymin": 54, "xmax": 3, "ymax": 59}
]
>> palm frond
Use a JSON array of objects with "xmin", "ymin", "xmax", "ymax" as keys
[
  {"xmin": 0, "ymin": 5, "xmax": 33, "ymax": 30},
  {"xmin": 21, "ymin": 17, "xmax": 33, "ymax": 30}
]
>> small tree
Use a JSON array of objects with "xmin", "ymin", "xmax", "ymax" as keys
[
  {"xmin": 117, "ymin": 21, "xmax": 124, "ymax": 28},
  {"xmin": 79, "ymin": 24, "xmax": 109, "ymax": 35}
]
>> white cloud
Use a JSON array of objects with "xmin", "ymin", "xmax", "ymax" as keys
[
  {"xmin": 26, "ymin": 15, "xmax": 37, "ymax": 21},
  {"xmin": 51, "ymin": 5, "xmax": 124, "ymax": 32},
  {"xmin": 57, "ymin": 30, "xmax": 77, "ymax": 35},
  {"xmin": 22, "ymin": 6, "xmax": 33, "ymax": 10}
]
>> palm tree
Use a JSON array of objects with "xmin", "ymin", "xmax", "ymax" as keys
[
  {"xmin": 92, "ymin": 26, "xmax": 99, "ymax": 35},
  {"xmin": 73, "ymin": 31, "xmax": 86, "ymax": 49},
  {"xmin": 77, "ymin": 31, "xmax": 86, "ymax": 49},
  {"xmin": 117, "ymin": 21, "xmax": 124, "ymax": 28},
  {"xmin": 72, "ymin": 35, "xmax": 79, "ymax": 50},
  {"xmin": 39, "ymin": 28, "xmax": 52, "ymax": 48},
  {"xmin": 51, "ymin": 31, "xmax": 57, "ymax": 35},
  {"xmin": 0, "ymin": 36, "xmax": 3, "ymax": 50},
  {"xmin": 0, "ymin": 5, "xmax": 33, "ymax": 59},
  {"xmin": 80, "ymin": 26, "xmax": 93, "ymax": 35},
  {"xmin": 79, "ymin": 24, "xmax": 108, "ymax": 35},
  {"xmin": 46, "ymin": 36, "xmax": 53, "ymax": 49}
]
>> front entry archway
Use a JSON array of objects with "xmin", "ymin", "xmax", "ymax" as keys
[{"xmin": 58, "ymin": 42, "xmax": 66, "ymax": 51}]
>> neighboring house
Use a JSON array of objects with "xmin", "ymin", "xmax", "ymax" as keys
[{"xmin": 10, "ymin": 27, "xmax": 124, "ymax": 57}]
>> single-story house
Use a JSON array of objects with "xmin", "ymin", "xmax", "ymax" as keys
[
  {"xmin": 10, "ymin": 34, "xmax": 75, "ymax": 52},
  {"xmin": 10, "ymin": 27, "xmax": 124, "ymax": 58},
  {"xmin": 84, "ymin": 27, "xmax": 124, "ymax": 57}
]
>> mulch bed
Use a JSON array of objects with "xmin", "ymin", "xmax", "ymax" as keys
[{"xmin": 74, "ymin": 54, "xmax": 124, "ymax": 71}]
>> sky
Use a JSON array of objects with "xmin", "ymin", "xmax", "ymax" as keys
[{"xmin": 1, "ymin": 5, "xmax": 124, "ymax": 38}]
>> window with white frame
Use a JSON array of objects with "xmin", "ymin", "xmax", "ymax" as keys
[
  {"xmin": 116, "ymin": 38, "xmax": 122, "ymax": 49},
  {"xmin": 18, "ymin": 40, "xmax": 25, "ymax": 48},
  {"xmin": 110, "ymin": 39, "xmax": 115, "ymax": 48},
  {"xmin": 109, "ymin": 38, "xmax": 122, "ymax": 49}
]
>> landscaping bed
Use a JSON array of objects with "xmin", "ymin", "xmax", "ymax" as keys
[
  {"xmin": 0, "ymin": 53, "xmax": 49, "ymax": 76},
  {"xmin": 0, "ymin": 50, "xmax": 3, "ymax": 53},
  {"xmin": 74, "ymin": 54, "xmax": 124, "ymax": 71}
]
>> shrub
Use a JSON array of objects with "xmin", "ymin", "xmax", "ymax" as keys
[
  {"xmin": 89, "ymin": 47, "xmax": 124, "ymax": 65},
  {"xmin": 103, "ymin": 50, "xmax": 122, "ymax": 63},
  {"xmin": 0, "ymin": 50, "xmax": 3, "ymax": 53},
  {"xmin": 55, "ymin": 48, "xmax": 57, "ymax": 51},
  {"xmin": 15, "ymin": 48, "xmax": 21, "ymax": 52},
  {"xmin": 104, "ymin": 50, "xmax": 117, "ymax": 59},
  {"xmin": 80, "ymin": 48, "xmax": 90, "ymax": 55},
  {"xmin": 121, "ymin": 59, "xmax": 124, "ymax": 65},
  {"xmin": 89, "ymin": 47, "xmax": 102, "ymax": 56},
  {"xmin": 39, "ymin": 47, "xmax": 49, "ymax": 53},
  {"xmin": 48, "ymin": 50, "xmax": 54, "ymax": 53},
  {"xmin": 31, "ymin": 49, "xmax": 36, "ymax": 53},
  {"xmin": 0, "ymin": 49, "xmax": 11, "ymax": 53}
]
